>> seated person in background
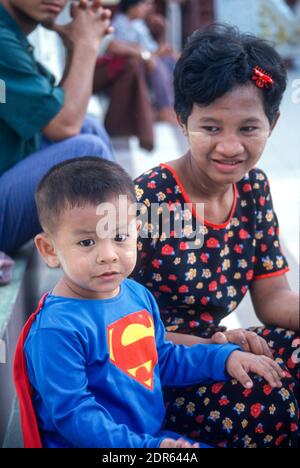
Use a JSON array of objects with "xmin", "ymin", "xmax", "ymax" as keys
[
  {"xmin": 93, "ymin": 38, "xmax": 155, "ymax": 151},
  {"xmin": 0, "ymin": 0, "xmax": 115, "ymax": 254},
  {"xmin": 145, "ymin": 8, "xmax": 180, "ymax": 61},
  {"xmin": 133, "ymin": 0, "xmax": 180, "ymax": 63},
  {"xmin": 13, "ymin": 157, "xmax": 285, "ymax": 448},
  {"xmin": 113, "ymin": 0, "xmax": 177, "ymax": 123}
]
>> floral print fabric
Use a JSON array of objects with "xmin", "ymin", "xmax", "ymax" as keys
[
  {"xmin": 133, "ymin": 164, "xmax": 299, "ymax": 447},
  {"xmin": 133, "ymin": 164, "xmax": 289, "ymax": 337},
  {"xmin": 163, "ymin": 326, "xmax": 299, "ymax": 448}
]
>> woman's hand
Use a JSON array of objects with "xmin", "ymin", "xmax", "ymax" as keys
[
  {"xmin": 226, "ymin": 350, "xmax": 285, "ymax": 389},
  {"xmin": 160, "ymin": 438, "xmax": 199, "ymax": 448},
  {"xmin": 211, "ymin": 328, "xmax": 273, "ymax": 358}
]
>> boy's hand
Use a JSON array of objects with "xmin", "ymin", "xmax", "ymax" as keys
[
  {"xmin": 226, "ymin": 350, "xmax": 285, "ymax": 389},
  {"xmin": 160, "ymin": 438, "xmax": 199, "ymax": 449},
  {"xmin": 211, "ymin": 329, "xmax": 273, "ymax": 358}
]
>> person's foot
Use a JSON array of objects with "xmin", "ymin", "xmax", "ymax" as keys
[{"xmin": 155, "ymin": 107, "xmax": 177, "ymax": 124}]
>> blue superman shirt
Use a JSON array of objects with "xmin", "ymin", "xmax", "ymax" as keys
[{"xmin": 24, "ymin": 278, "xmax": 239, "ymax": 448}]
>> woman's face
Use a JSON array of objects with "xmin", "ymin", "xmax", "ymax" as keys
[{"xmin": 180, "ymin": 84, "xmax": 277, "ymax": 185}]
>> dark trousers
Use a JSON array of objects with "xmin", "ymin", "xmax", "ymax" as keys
[{"xmin": 93, "ymin": 56, "xmax": 154, "ymax": 151}]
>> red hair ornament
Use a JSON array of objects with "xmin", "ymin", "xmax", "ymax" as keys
[{"xmin": 252, "ymin": 66, "xmax": 274, "ymax": 89}]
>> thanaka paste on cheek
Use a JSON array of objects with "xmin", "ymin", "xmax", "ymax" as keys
[
  {"xmin": 252, "ymin": 128, "xmax": 270, "ymax": 156},
  {"xmin": 188, "ymin": 131, "xmax": 213, "ymax": 147}
]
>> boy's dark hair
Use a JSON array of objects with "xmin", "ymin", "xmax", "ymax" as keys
[
  {"xmin": 35, "ymin": 157, "xmax": 136, "ymax": 232},
  {"xmin": 174, "ymin": 24, "xmax": 287, "ymax": 125},
  {"xmin": 120, "ymin": 0, "xmax": 142, "ymax": 13}
]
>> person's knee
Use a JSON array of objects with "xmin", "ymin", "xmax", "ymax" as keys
[
  {"xmin": 273, "ymin": 382, "xmax": 297, "ymax": 420},
  {"xmin": 81, "ymin": 116, "xmax": 103, "ymax": 135},
  {"xmin": 81, "ymin": 116, "xmax": 112, "ymax": 146},
  {"xmin": 67, "ymin": 134, "xmax": 115, "ymax": 161},
  {"xmin": 254, "ymin": 377, "xmax": 297, "ymax": 429}
]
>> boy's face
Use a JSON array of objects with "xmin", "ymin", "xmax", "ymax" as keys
[{"xmin": 36, "ymin": 197, "xmax": 139, "ymax": 300}]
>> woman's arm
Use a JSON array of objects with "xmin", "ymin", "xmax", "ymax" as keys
[
  {"xmin": 166, "ymin": 332, "xmax": 212, "ymax": 346},
  {"xmin": 250, "ymin": 274, "xmax": 299, "ymax": 331}
]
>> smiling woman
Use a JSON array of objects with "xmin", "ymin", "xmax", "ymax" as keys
[{"xmin": 132, "ymin": 24, "xmax": 299, "ymax": 448}]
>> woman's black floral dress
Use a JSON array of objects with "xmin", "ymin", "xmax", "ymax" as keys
[{"xmin": 133, "ymin": 163, "xmax": 299, "ymax": 448}]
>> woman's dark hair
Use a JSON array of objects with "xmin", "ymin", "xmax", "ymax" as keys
[
  {"xmin": 120, "ymin": 0, "xmax": 142, "ymax": 13},
  {"xmin": 35, "ymin": 157, "xmax": 136, "ymax": 232},
  {"xmin": 174, "ymin": 24, "xmax": 287, "ymax": 124}
]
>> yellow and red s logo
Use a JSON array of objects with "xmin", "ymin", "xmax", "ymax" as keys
[{"xmin": 107, "ymin": 310, "xmax": 158, "ymax": 390}]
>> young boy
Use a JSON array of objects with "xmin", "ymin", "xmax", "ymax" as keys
[{"xmin": 14, "ymin": 157, "xmax": 285, "ymax": 448}]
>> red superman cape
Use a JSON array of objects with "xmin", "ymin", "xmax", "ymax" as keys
[{"xmin": 13, "ymin": 293, "xmax": 48, "ymax": 448}]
